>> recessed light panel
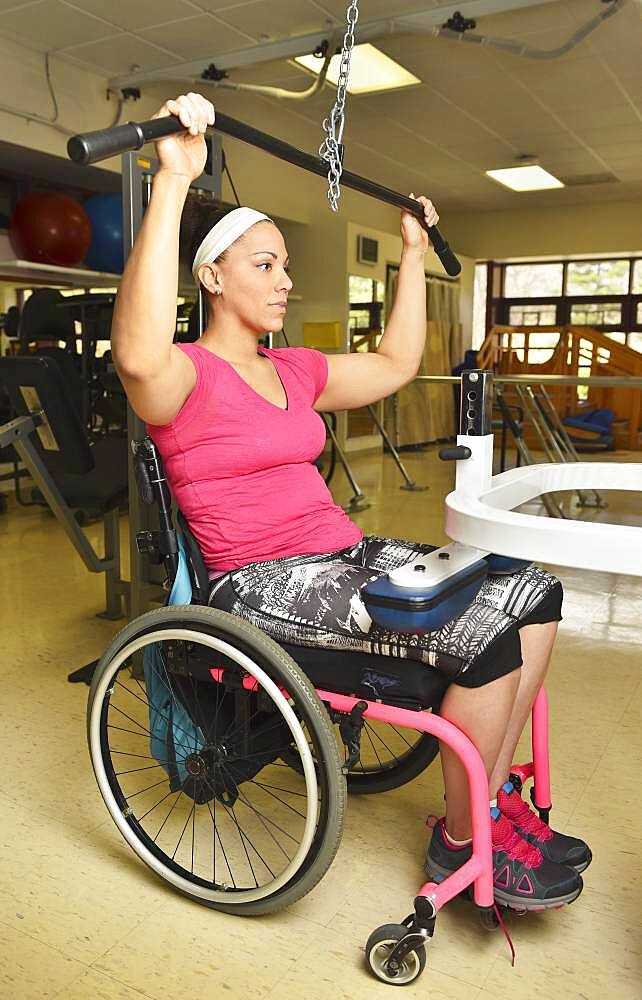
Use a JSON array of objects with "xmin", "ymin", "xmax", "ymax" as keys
[
  {"xmin": 294, "ymin": 44, "xmax": 421, "ymax": 95},
  {"xmin": 486, "ymin": 166, "xmax": 564, "ymax": 191}
]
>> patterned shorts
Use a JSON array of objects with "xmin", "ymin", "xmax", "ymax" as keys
[{"xmin": 209, "ymin": 535, "xmax": 563, "ymax": 687}]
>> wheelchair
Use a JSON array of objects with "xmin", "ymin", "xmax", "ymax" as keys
[{"xmin": 87, "ymin": 437, "xmax": 554, "ymax": 986}]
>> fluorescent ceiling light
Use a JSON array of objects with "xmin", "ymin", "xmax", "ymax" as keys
[
  {"xmin": 486, "ymin": 165, "xmax": 564, "ymax": 192},
  {"xmin": 293, "ymin": 43, "xmax": 420, "ymax": 95}
]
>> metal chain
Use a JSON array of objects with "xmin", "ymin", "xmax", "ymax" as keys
[{"xmin": 319, "ymin": 0, "xmax": 359, "ymax": 211}]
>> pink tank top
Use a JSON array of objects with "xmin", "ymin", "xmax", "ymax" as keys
[{"xmin": 147, "ymin": 342, "xmax": 362, "ymax": 572}]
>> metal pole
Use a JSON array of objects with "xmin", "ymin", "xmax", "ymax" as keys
[
  {"xmin": 121, "ymin": 150, "xmax": 222, "ymax": 624},
  {"xmin": 366, "ymin": 403, "xmax": 427, "ymax": 492},
  {"xmin": 321, "ymin": 413, "xmax": 370, "ymax": 513},
  {"xmin": 537, "ymin": 386, "xmax": 606, "ymax": 509},
  {"xmin": 415, "ymin": 374, "xmax": 642, "ymax": 387},
  {"xmin": 495, "ymin": 390, "xmax": 565, "ymax": 520}
]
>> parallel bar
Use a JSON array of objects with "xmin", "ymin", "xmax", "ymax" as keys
[{"xmin": 416, "ymin": 374, "xmax": 642, "ymax": 387}]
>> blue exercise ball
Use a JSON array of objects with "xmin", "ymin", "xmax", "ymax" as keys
[{"xmin": 83, "ymin": 193, "xmax": 124, "ymax": 274}]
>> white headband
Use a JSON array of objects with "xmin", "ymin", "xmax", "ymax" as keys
[{"xmin": 192, "ymin": 207, "xmax": 271, "ymax": 282}]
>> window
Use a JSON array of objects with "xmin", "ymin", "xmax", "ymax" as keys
[
  {"xmin": 565, "ymin": 259, "xmax": 630, "ymax": 295},
  {"xmin": 348, "ymin": 275, "xmax": 384, "ymax": 352},
  {"xmin": 472, "ymin": 262, "xmax": 488, "ymax": 350},
  {"xmin": 495, "ymin": 256, "xmax": 642, "ymax": 350},
  {"xmin": 500, "ymin": 331, "xmax": 557, "ymax": 364},
  {"xmin": 504, "ymin": 263, "xmax": 563, "ymax": 298},
  {"xmin": 349, "ymin": 275, "xmax": 383, "ymax": 304},
  {"xmin": 628, "ymin": 333, "xmax": 642, "ymax": 354},
  {"xmin": 570, "ymin": 302, "xmax": 622, "ymax": 326},
  {"xmin": 508, "ymin": 304, "xmax": 557, "ymax": 326}
]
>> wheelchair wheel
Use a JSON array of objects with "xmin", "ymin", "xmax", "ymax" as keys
[
  {"xmin": 345, "ymin": 723, "xmax": 439, "ymax": 795},
  {"xmin": 87, "ymin": 605, "xmax": 346, "ymax": 915}
]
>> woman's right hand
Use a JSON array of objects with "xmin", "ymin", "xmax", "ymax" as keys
[{"xmin": 151, "ymin": 93, "xmax": 215, "ymax": 182}]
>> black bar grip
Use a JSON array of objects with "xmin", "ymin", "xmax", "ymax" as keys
[
  {"xmin": 427, "ymin": 227, "xmax": 461, "ymax": 277},
  {"xmin": 438, "ymin": 446, "xmax": 472, "ymax": 461},
  {"xmin": 67, "ymin": 116, "xmax": 182, "ymax": 166},
  {"xmin": 67, "ymin": 111, "xmax": 461, "ymax": 276}
]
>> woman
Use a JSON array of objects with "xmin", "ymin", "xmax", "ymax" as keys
[{"xmin": 112, "ymin": 93, "xmax": 590, "ymax": 913}]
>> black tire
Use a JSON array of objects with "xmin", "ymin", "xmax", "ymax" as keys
[
  {"xmin": 345, "ymin": 724, "xmax": 439, "ymax": 795},
  {"xmin": 480, "ymin": 907, "xmax": 500, "ymax": 931},
  {"xmin": 365, "ymin": 924, "xmax": 426, "ymax": 985},
  {"xmin": 87, "ymin": 604, "xmax": 347, "ymax": 916}
]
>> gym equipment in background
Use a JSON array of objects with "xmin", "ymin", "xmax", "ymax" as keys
[
  {"xmin": 83, "ymin": 193, "xmax": 124, "ymax": 274},
  {"xmin": 9, "ymin": 191, "xmax": 91, "ymax": 267},
  {"xmin": 0, "ymin": 355, "xmax": 129, "ymax": 618}
]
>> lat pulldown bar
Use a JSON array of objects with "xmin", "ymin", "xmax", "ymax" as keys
[{"xmin": 67, "ymin": 110, "xmax": 461, "ymax": 277}]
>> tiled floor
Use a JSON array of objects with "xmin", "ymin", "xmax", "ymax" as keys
[{"xmin": 1, "ymin": 445, "xmax": 640, "ymax": 1000}]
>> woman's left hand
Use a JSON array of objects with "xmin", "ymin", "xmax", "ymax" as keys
[{"xmin": 400, "ymin": 194, "xmax": 439, "ymax": 254}]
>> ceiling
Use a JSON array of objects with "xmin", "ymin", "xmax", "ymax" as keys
[{"xmin": 1, "ymin": 0, "xmax": 641, "ymax": 211}]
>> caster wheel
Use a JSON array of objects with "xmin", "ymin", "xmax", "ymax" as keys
[
  {"xmin": 365, "ymin": 924, "xmax": 426, "ymax": 985},
  {"xmin": 480, "ymin": 907, "xmax": 500, "ymax": 931}
]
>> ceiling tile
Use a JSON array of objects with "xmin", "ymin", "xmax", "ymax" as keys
[
  {"xmin": 609, "ymin": 166, "xmax": 642, "ymax": 182},
  {"xmin": 0, "ymin": 0, "xmax": 39, "ymax": 11},
  {"xmin": 379, "ymin": 36, "xmax": 498, "ymax": 82},
  {"xmin": 214, "ymin": 0, "xmax": 326, "ymax": 42},
  {"xmin": 444, "ymin": 139, "xmax": 521, "ymax": 170},
  {"xmin": 308, "ymin": 0, "xmax": 437, "ymax": 23},
  {"xmin": 63, "ymin": 33, "xmax": 180, "ymax": 73},
  {"xmin": 360, "ymin": 87, "xmax": 494, "ymax": 145},
  {"xmin": 592, "ymin": 139, "xmax": 642, "ymax": 160},
  {"xmin": 473, "ymin": 2, "xmax": 571, "ymax": 40},
  {"xmin": 229, "ymin": 57, "xmax": 303, "ymax": 84},
  {"xmin": 0, "ymin": 0, "xmax": 116, "ymax": 50},
  {"xmin": 556, "ymin": 103, "xmax": 642, "ymax": 131},
  {"xmin": 581, "ymin": 0, "xmax": 642, "ymax": 53},
  {"xmin": 545, "ymin": 152, "xmax": 608, "ymax": 174},
  {"xmin": 69, "ymin": 0, "xmax": 198, "ymax": 32},
  {"xmin": 139, "ymin": 13, "xmax": 253, "ymax": 58},
  {"xmin": 576, "ymin": 123, "xmax": 642, "ymax": 148}
]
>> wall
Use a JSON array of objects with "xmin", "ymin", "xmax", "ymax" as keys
[
  {"xmin": 445, "ymin": 198, "xmax": 642, "ymax": 261},
  {"xmin": 346, "ymin": 220, "xmax": 475, "ymax": 354}
]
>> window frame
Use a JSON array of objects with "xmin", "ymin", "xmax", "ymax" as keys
[{"xmin": 489, "ymin": 256, "xmax": 642, "ymax": 348}]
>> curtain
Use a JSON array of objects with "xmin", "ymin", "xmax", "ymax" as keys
[{"xmin": 384, "ymin": 267, "xmax": 463, "ymax": 447}]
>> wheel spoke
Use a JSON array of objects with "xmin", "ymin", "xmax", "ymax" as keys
[{"xmin": 94, "ymin": 621, "xmax": 341, "ymax": 903}]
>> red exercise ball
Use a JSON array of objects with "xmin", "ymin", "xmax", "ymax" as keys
[{"xmin": 9, "ymin": 191, "xmax": 91, "ymax": 267}]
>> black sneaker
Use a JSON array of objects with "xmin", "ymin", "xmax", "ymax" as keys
[
  {"xmin": 425, "ymin": 811, "xmax": 583, "ymax": 911},
  {"xmin": 499, "ymin": 780, "xmax": 592, "ymax": 873}
]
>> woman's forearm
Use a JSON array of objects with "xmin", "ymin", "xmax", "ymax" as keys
[
  {"xmin": 376, "ymin": 249, "xmax": 427, "ymax": 378},
  {"xmin": 111, "ymin": 170, "xmax": 191, "ymax": 378}
]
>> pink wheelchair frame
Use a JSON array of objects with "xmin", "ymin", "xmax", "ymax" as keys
[{"xmin": 214, "ymin": 663, "xmax": 552, "ymax": 934}]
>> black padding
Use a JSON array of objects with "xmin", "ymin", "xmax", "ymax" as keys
[
  {"xmin": 282, "ymin": 643, "xmax": 449, "ymax": 709},
  {"xmin": 19, "ymin": 288, "xmax": 76, "ymax": 351},
  {"xmin": 0, "ymin": 356, "xmax": 93, "ymax": 475},
  {"xmin": 51, "ymin": 435, "xmax": 128, "ymax": 511},
  {"xmin": 2, "ymin": 305, "xmax": 19, "ymax": 339},
  {"xmin": 177, "ymin": 510, "xmax": 210, "ymax": 605},
  {"xmin": 29, "ymin": 347, "xmax": 83, "ymax": 418}
]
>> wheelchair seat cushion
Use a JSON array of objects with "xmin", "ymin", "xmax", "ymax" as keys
[{"xmin": 281, "ymin": 643, "xmax": 450, "ymax": 709}]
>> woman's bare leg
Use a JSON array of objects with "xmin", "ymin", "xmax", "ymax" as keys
[
  {"xmin": 487, "ymin": 621, "xmax": 557, "ymax": 796},
  {"xmin": 439, "ymin": 669, "xmax": 520, "ymax": 840},
  {"xmin": 439, "ymin": 620, "xmax": 557, "ymax": 840}
]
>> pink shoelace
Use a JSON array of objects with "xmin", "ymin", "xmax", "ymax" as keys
[
  {"xmin": 492, "ymin": 812, "xmax": 542, "ymax": 869},
  {"xmin": 499, "ymin": 789, "xmax": 553, "ymax": 843}
]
